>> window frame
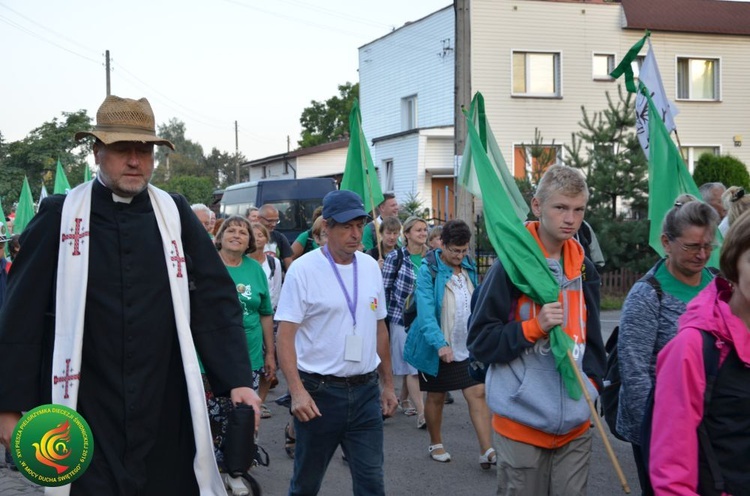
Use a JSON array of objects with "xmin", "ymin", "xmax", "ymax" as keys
[
  {"xmin": 512, "ymin": 143, "xmax": 564, "ymax": 180},
  {"xmin": 679, "ymin": 145, "xmax": 721, "ymax": 174},
  {"xmin": 401, "ymin": 95, "xmax": 418, "ymax": 131},
  {"xmin": 511, "ymin": 50, "xmax": 562, "ymax": 98},
  {"xmin": 675, "ymin": 56, "xmax": 721, "ymax": 102},
  {"xmin": 382, "ymin": 159, "xmax": 395, "ymax": 192},
  {"xmin": 592, "ymin": 52, "xmax": 616, "ymax": 81}
]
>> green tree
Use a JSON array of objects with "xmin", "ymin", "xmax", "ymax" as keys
[
  {"xmin": 152, "ymin": 119, "xmax": 207, "ymax": 183},
  {"xmin": 693, "ymin": 154, "xmax": 750, "ymax": 190},
  {"xmin": 298, "ymin": 82, "xmax": 359, "ymax": 148},
  {"xmin": 205, "ymin": 148, "xmax": 247, "ymax": 189},
  {"xmin": 564, "ymin": 86, "xmax": 656, "ymax": 272},
  {"xmin": 0, "ymin": 110, "xmax": 92, "ymax": 205},
  {"xmin": 162, "ymin": 176, "xmax": 215, "ymax": 205}
]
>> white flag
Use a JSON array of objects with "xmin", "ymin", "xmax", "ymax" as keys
[
  {"xmin": 635, "ymin": 38, "xmax": 679, "ymax": 153},
  {"xmin": 39, "ymin": 184, "xmax": 48, "ymax": 202}
]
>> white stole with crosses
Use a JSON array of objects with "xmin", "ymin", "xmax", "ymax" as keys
[{"xmin": 50, "ymin": 181, "xmax": 224, "ymax": 495}]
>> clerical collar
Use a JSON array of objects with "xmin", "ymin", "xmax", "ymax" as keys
[{"xmin": 95, "ymin": 176, "xmax": 134, "ymax": 204}]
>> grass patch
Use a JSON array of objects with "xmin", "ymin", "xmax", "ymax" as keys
[{"xmin": 601, "ymin": 294, "xmax": 626, "ymax": 311}]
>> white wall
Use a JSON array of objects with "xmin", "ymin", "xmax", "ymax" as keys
[
  {"xmin": 359, "ymin": 6, "xmax": 454, "ymax": 139},
  {"xmin": 296, "ymin": 147, "xmax": 348, "ymax": 179}
]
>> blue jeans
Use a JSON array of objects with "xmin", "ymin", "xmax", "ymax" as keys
[{"xmin": 289, "ymin": 372, "xmax": 385, "ymax": 496}]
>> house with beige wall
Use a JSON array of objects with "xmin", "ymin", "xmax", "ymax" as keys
[
  {"xmin": 240, "ymin": 139, "xmax": 348, "ymax": 183},
  {"xmin": 358, "ymin": 0, "xmax": 750, "ymax": 222}
]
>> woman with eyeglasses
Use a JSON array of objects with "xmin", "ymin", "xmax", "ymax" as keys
[
  {"xmin": 617, "ymin": 194, "xmax": 720, "ymax": 495},
  {"xmin": 403, "ymin": 219, "xmax": 494, "ymax": 468}
]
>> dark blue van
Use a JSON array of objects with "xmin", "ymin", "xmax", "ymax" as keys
[{"xmin": 220, "ymin": 178, "xmax": 336, "ymax": 242}]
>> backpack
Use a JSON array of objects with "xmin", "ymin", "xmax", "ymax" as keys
[
  {"xmin": 600, "ymin": 274, "xmax": 663, "ymax": 441},
  {"xmin": 303, "ymin": 229, "xmax": 315, "ymax": 254},
  {"xmin": 402, "ymin": 250, "xmax": 437, "ymax": 331},
  {"xmin": 265, "ymin": 254, "xmax": 276, "ymax": 279},
  {"xmin": 639, "ymin": 331, "xmax": 722, "ymax": 495}
]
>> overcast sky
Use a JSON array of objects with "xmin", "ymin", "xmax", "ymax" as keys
[{"xmin": 0, "ymin": 0, "xmax": 449, "ymax": 160}]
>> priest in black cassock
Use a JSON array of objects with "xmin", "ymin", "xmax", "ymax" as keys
[{"xmin": 0, "ymin": 95, "xmax": 260, "ymax": 496}]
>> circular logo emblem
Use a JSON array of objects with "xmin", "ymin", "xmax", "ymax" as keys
[{"xmin": 10, "ymin": 404, "xmax": 94, "ymax": 487}]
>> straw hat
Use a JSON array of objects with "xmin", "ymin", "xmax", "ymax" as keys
[{"xmin": 75, "ymin": 95, "xmax": 175, "ymax": 150}]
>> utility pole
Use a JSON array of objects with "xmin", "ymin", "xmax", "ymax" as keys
[
  {"xmin": 454, "ymin": 0, "xmax": 474, "ymax": 236},
  {"xmin": 105, "ymin": 50, "xmax": 111, "ymax": 96},
  {"xmin": 235, "ymin": 120, "xmax": 240, "ymax": 183}
]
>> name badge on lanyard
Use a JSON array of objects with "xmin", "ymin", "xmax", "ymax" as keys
[
  {"xmin": 344, "ymin": 335, "xmax": 363, "ymax": 362},
  {"xmin": 323, "ymin": 246, "xmax": 361, "ymax": 362}
]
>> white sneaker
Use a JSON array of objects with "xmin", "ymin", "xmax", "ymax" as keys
[{"xmin": 222, "ymin": 473, "xmax": 249, "ymax": 496}]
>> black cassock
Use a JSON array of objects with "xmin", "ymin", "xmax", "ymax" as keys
[{"xmin": 0, "ymin": 180, "xmax": 253, "ymax": 495}]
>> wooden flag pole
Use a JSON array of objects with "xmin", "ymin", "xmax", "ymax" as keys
[
  {"xmin": 566, "ymin": 350, "xmax": 631, "ymax": 494},
  {"xmin": 357, "ymin": 112, "xmax": 382, "ymax": 261}
]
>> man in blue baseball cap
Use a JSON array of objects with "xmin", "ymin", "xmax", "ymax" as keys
[{"xmin": 276, "ymin": 190, "xmax": 398, "ymax": 495}]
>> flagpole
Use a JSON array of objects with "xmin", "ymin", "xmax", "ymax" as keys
[
  {"xmin": 566, "ymin": 350, "xmax": 631, "ymax": 493},
  {"xmin": 357, "ymin": 111, "xmax": 383, "ymax": 261},
  {"xmin": 672, "ymin": 129, "xmax": 687, "ymax": 164}
]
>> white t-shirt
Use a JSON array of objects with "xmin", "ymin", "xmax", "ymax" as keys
[
  {"xmin": 260, "ymin": 254, "xmax": 283, "ymax": 310},
  {"xmin": 275, "ymin": 249, "xmax": 387, "ymax": 376}
]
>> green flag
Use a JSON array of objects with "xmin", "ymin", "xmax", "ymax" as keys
[
  {"xmin": 0, "ymin": 198, "xmax": 7, "ymax": 244},
  {"xmin": 84, "ymin": 165, "xmax": 92, "ymax": 182},
  {"xmin": 609, "ymin": 31, "xmax": 650, "ymax": 93},
  {"xmin": 340, "ymin": 99, "xmax": 384, "ymax": 214},
  {"xmin": 459, "ymin": 92, "xmax": 529, "ymax": 221},
  {"xmin": 14, "ymin": 176, "xmax": 36, "ymax": 234},
  {"xmin": 54, "ymin": 159, "xmax": 71, "ymax": 194},
  {"xmin": 643, "ymin": 83, "xmax": 721, "ymax": 267},
  {"xmin": 459, "ymin": 92, "xmax": 581, "ymax": 399}
]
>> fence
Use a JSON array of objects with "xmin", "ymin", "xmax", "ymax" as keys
[{"xmin": 600, "ymin": 268, "xmax": 642, "ymax": 296}]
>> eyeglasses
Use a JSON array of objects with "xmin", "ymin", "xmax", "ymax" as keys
[
  {"xmin": 445, "ymin": 246, "xmax": 469, "ymax": 256},
  {"xmin": 671, "ymin": 239, "xmax": 717, "ymax": 255},
  {"xmin": 260, "ymin": 216, "xmax": 281, "ymax": 226}
]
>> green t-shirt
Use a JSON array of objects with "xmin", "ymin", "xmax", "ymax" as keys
[
  {"xmin": 294, "ymin": 229, "xmax": 319, "ymax": 254},
  {"xmin": 410, "ymin": 253, "xmax": 423, "ymax": 271},
  {"xmin": 225, "ymin": 256, "xmax": 274, "ymax": 370},
  {"xmin": 654, "ymin": 263, "xmax": 713, "ymax": 304}
]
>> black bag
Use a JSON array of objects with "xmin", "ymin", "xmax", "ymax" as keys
[
  {"xmin": 223, "ymin": 404, "xmax": 256, "ymax": 477},
  {"xmin": 600, "ymin": 326, "xmax": 627, "ymax": 441}
]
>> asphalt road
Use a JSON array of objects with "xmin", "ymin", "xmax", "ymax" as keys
[{"xmin": 1, "ymin": 310, "xmax": 635, "ymax": 495}]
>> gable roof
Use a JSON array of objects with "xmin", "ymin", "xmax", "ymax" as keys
[{"xmin": 621, "ymin": 0, "xmax": 750, "ymax": 36}]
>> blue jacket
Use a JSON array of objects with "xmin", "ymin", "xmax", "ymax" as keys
[{"xmin": 403, "ymin": 249, "xmax": 478, "ymax": 376}]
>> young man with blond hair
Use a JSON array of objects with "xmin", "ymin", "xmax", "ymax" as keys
[{"xmin": 468, "ymin": 165, "xmax": 605, "ymax": 495}]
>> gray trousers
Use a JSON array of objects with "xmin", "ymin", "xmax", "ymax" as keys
[{"xmin": 494, "ymin": 428, "xmax": 592, "ymax": 496}]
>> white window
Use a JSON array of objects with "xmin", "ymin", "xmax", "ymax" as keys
[
  {"xmin": 512, "ymin": 51, "xmax": 561, "ymax": 97},
  {"xmin": 593, "ymin": 53, "xmax": 615, "ymax": 81},
  {"xmin": 401, "ymin": 95, "xmax": 417, "ymax": 131},
  {"xmin": 680, "ymin": 146, "xmax": 720, "ymax": 174},
  {"xmin": 677, "ymin": 58, "xmax": 720, "ymax": 100},
  {"xmin": 383, "ymin": 159, "xmax": 395, "ymax": 192},
  {"xmin": 631, "ymin": 55, "xmax": 646, "ymax": 79}
]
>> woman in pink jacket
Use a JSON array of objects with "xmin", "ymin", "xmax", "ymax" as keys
[{"xmin": 649, "ymin": 210, "xmax": 750, "ymax": 495}]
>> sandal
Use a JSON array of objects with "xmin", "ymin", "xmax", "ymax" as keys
[
  {"xmin": 479, "ymin": 447, "xmax": 497, "ymax": 470},
  {"xmin": 222, "ymin": 473, "xmax": 249, "ymax": 496},
  {"xmin": 284, "ymin": 422, "xmax": 295, "ymax": 459},
  {"xmin": 400, "ymin": 399, "xmax": 417, "ymax": 416},
  {"xmin": 260, "ymin": 403, "xmax": 272, "ymax": 419},
  {"xmin": 428, "ymin": 443, "xmax": 451, "ymax": 463},
  {"xmin": 416, "ymin": 414, "xmax": 426, "ymax": 430}
]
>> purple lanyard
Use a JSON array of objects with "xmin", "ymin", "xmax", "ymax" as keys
[{"xmin": 322, "ymin": 246, "xmax": 358, "ymax": 330}]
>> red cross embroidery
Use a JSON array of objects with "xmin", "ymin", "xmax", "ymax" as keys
[
  {"xmin": 61, "ymin": 218, "xmax": 90, "ymax": 256},
  {"xmin": 170, "ymin": 240, "xmax": 185, "ymax": 278},
  {"xmin": 53, "ymin": 359, "xmax": 80, "ymax": 399}
]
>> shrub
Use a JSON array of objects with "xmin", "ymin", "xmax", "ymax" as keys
[{"xmin": 693, "ymin": 154, "xmax": 750, "ymax": 190}]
